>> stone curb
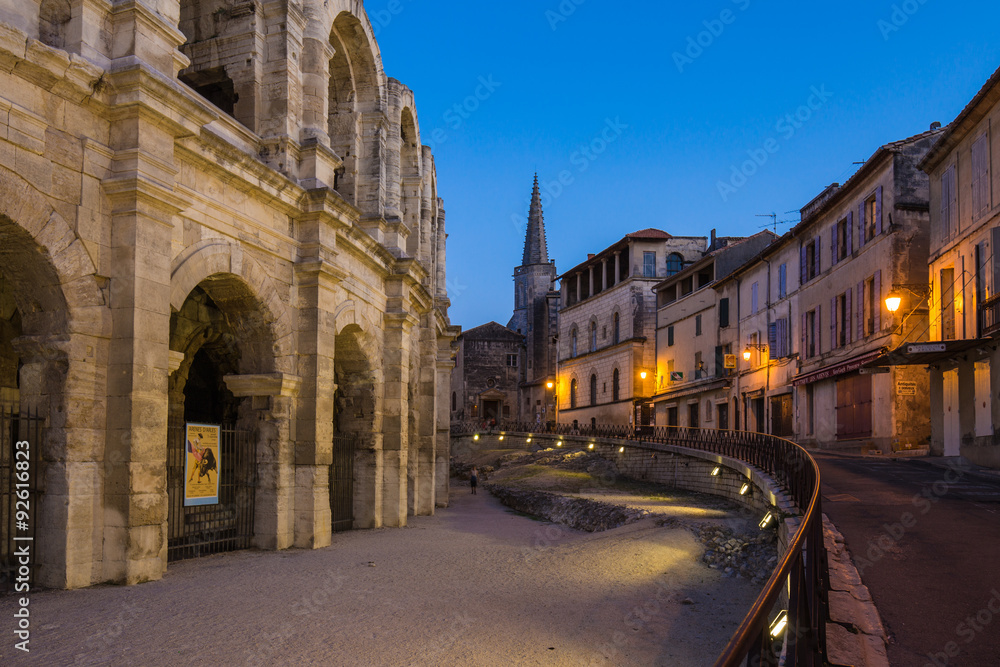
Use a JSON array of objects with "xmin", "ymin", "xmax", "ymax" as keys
[{"xmin": 823, "ymin": 514, "xmax": 890, "ymax": 667}]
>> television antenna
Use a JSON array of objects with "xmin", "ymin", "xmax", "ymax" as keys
[{"xmin": 756, "ymin": 211, "xmax": 800, "ymax": 233}]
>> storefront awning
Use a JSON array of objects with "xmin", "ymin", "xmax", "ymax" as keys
[
  {"xmin": 861, "ymin": 339, "xmax": 995, "ymax": 368},
  {"xmin": 652, "ymin": 378, "xmax": 730, "ymax": 403},
  {"xmin": 791, "ymin": 349, "xmax": 886, "ymax": 387}
]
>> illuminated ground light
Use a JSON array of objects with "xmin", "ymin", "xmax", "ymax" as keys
[
  {"xmin": 557, "ymin": 441, "xmax": 563, "ymax": 448},
  {"xmin": 473, "ymin": 434, "xmax": 480, "ymax": 441},
  {"xmin": 588, "ymin": 443, "xmax": 595, "ymax": 450},
  {"xmin": 619, "ymin": 446, "xmax": 625, "ymax": 453},
  {"xmin": 759, "ymin": 512, "xmax": 775, "ymax": 529},
  {"xmin": 711, "ymin": 466, "xmax": 721, "ymax": 477},
  {"xmin": 769, "ymin": 610, "xmax": 789, "ymax": 638},
  {"xmin": 740, "ymin": 482, "xmax": 751, "ymax": 496},
  {"xmin": 499, "ymin": 435, "xmax": 504, "ymax": 441},
  {"xmin": 526, "ymin": 436, "xmax": 533, "ymax": 443}
]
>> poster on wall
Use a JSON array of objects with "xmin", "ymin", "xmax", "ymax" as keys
[{"xmin": 184, "ymin": 423, "xmax": 221, "ymax": 507}]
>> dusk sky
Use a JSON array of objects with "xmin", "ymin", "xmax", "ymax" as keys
[{"xmin": 370, "ymin": 0, "xmax": 1000, "ymax": 331}]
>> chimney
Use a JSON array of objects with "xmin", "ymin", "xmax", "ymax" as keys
[
  {"xmin": 931, "ymin": 121, "xmax": 942, "ymax": 131},
  {"xmin": 711, "ymin": 229, "xmax": 717, "ymax": 249},
  {"xmin": 588, "ymin": 254, "xmax": 596, "ymax": 260}
]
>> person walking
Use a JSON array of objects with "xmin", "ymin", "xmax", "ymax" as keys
[{"xmin": 470, "ymin": 466, "xmax": 478, "ymax": 495}]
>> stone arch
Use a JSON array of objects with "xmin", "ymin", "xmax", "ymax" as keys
[
  {"xmin": 170, "ymin": 240, "xmax": 293, "ymax": 371},
  {"xmin": 400, "ymin": 106, "xmax": 422, "ymax": 257},
  {"xmin": 569, "ymin": 375, "xmax": 579, "ymax": 410},
  {"xmin": 0, "ymin": 165, "xmax": 105, "ymax": 589},
  {"xmin": 589, "ymin": 371, "xmax": 598, "ymax": 406}
]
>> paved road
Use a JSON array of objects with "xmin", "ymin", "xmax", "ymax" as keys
[{"xmin": 815, "ymin": 454, "xmax": 1000, "ymax": 667}]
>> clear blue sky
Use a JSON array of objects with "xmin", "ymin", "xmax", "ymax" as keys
[{"xmin": 370, "ymin": 0, "xmax": 1000, "ymax": 331}]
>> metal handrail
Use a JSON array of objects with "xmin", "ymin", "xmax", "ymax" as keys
[{"xmin": 451, "ymin": 421, "xmax": 830, "ymax": 667}]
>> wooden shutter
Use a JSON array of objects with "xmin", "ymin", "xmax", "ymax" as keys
[
  {"xmin": 715, "ymin": 346, "xmax": 725, "ymax": 377},
  {"xmin": 802, "ymin": 313, "xmax": 808, "ymax": 359},
  {"xmin": 768, "ymin": 322, "xmax": 778, "ymax": 355},
  {"xmin": 857, "ymin": 281, "xmax": 864, "ymax": 339},
  {"xmin": 846, "ymin": 288, "xmax": 853, "ymax": 344},
  {"xmin": 831, "ymin": 297, "xmax": 837, "ymax": 348},
  {"xmin": 816, "ymin": 304, "xmax": 822, "ymax": 355},
  {"xmin": 875, "ymin": 186, "xmax": 884, "ymax": 236},
  {"xmin": 874, "ymin": 271, "xmax": 882, "ymax": 332},
  {"xmin": 858, "ymin": 202, "xmax": 866, "ymax": 248},
  {"xmin": 846, "ymin": 211, "xmax": 854, "ymax": 255},
  {"xmin": 831, "ymin": 225, "xmax": 839, "ymax": 265},
  {"xmin": 719, "ymin": 298, "xmax": 730, "ymax": 328},
  {"xmin": 668, "ymin": 326, "xmax": 674, "ymax": 346},
  {"xmin": 815, "ymin": 237, "xmax": 822, "ymax": 276},
  {"xmin": 800, "ymin": 246, "xmax": 808, "ymax": 285}
]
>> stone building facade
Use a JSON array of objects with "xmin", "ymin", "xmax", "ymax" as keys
[
  {"xmin": 651, "ymin": 232, "xmax": 776, "ymax": 430},
  {"xmin": 450, "ymin": 322, "xmax": 523, "ymax": 424},
  {"xmin": 790, "ymin": 131, "xmax": 939, "ymax": 452},
  {"xmin": 0, "ymin": 0, "xmax": 456, "ymax": 588},
  {"xmin": 556, "ymin": 230, "xmax": 706, "ymax": 427}
]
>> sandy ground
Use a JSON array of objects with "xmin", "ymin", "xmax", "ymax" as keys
[{"xmin": 0, "ymin": 488, "xmax": 761, "ymax": 667}]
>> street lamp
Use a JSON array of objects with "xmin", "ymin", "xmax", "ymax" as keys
[
  {"xmin": 885, "ymin": 290, "xmax": 902, "ymax": 313},
  {"xmin": 743, "ymin": 343, "xmax": 768, "ymax": 362},
  {"xmin": 884, "ymin": 283, "xmax": 931, "ymax": 334}
]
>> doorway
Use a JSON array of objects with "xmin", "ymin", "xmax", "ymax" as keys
[{"xmin": 943, "ymin": 369, "xmax": 961, "ymax": 456}]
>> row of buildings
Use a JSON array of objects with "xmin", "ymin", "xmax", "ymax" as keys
[{"xmin": 454, "ymin": 66, "xmax": 1000, "ymax": 469}]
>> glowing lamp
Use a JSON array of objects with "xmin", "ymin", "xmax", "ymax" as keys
[
  {"xmin": 743, "ymin": 348, "xmax": 752, "ymax": 362},
  {"xmin": 769, "ymin": 610, "xmax": 789, "ymax": 638},
  {"xmin": 473, "ymin": 434, "xmax": 480, "ymax": 441},
  {"xmin": 759, "ymin": 512, "xmax": 775, "ymax": 529},
  {"xmin": 885, "ymin": 291, "xmax": 902, "ymax": 313},
  {"xmin": 619, "ymin": 446, "xmax": 625, "ymax": 453},
  {"xmin": 640, "ymin": 371, "xmax": 648, "ymax": 380},
  {"xmin": 711, "ymin": 466, "xmax": 721, "ymax": 477},
  {"xmin": 740, "ymin": 483, "xmax": 751, "ymax": 496},
  {"xmin": 546, "ymin": 381, "xmax": 555, "ymax": 389}
]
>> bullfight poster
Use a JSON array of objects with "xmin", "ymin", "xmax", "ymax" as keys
[{"xmin": 184, "ymin": 423, "xmax": 220, "ymax": 506}]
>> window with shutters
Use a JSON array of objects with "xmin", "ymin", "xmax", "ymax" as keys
[
  {"xmin": 590, "ymin": 374, "xmax": 598, "ymax": 406},
  {"xmin": 803, "ymin": 239, "xmax": 820, "ymax": 282},
  {"xmin": 719, "ymin": 298, "xmax": 730, "ymax": 328},
  {"xmin": 769, "ymin": 318, "xmax": 789, "ymax": 358},
  {"xmin": 590, "ymin": 321, "xmax": 597, "ymax": 352},
  {"xmin": 666, "ymin": 253, "xmax": 683, "ymax": 276},
  {"xmin": 778, "ymin": 264, "xmax": 787, "ymax": 299},
  {"xmin": 941, "ymin": 164, "xmax": 957, "ymax": 239},
  {"xmin": 667, "ymin": 326, "xmax": 675, "ymax": 346},
  {"xmin": 695, "ymin": 314, "xmax": 703, "ymax": 336},
  {"xmin": 751, "ymin": 282, "xmax": 759, "ymax": 314},
  {"xmin": 835, "ymin": 218, "xmax": 849, "ymax": 262},
  {"xmin": 835, "ymin": 292, "xmax": 850, "ymax": 348},
  {"xmin": 805, "ymin": 309, "xmax": 817, "ymax": 358},
  {"xmin": 506, "ymin": 354, "xmax": 518, "ymax": 368},
  {"xmin": 570, "ymin": 379, "xmax": 578, "ymax": 409},
  {"xmin": 571, "ymin": 327, "xmax": 578, "ymax": 357},
  {"xmin": 866, "ymin": 278, "xmax": 876, "ymax": 336},
  {"xmin": 972, "ymin": 134, "xmax": 991, "ymax": 220},
  {"xmin": 865, "ymin": 196, "xmax": 877, "ymax": 242}
]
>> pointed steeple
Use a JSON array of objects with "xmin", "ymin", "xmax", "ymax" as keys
[{"xmin": 522, "ymin": 174, "xmax": 550, "ymax": 266}]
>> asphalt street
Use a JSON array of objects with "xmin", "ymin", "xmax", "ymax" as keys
[{"xmin": 816, "ymin": 454, "xmax": 1000, "ymax": 667}]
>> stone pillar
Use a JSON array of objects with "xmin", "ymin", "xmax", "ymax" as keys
[
  {"xmin": 411, "ymin": 314, "xmax": 437, "ymax": 516},
  {"xmin": 109, "ymin": 0, "xmax": 189, "ymax": 78},
  {"xmin": 589, "ymin": 266, "xmax": 594, "ymax": 297},
  {"xmin": 357, "ymin": 111, "xmax": 388, "ymax": 221},
  {"xmin": 601, "ymin": 258, "xmax": 608, "ymax": 292},
  {"xmin": 436, "ymin": 205, "xmax": 448, "ymax": 299},
  {"xmin": 576, "ymin": 273, "xmax": 582, "ymax": 302},
  {"xmin": 382, "ymin": 308, "xmax": 416, "ymax": 527},
  {"xmin": 435, "ymin": 336, "xmax": 457, "ymax": 507},
  {"xmin": 224, "ymin": 373, "xmax": 301, "ymax": 551},
  {"xmin": 258, "ymin": 5, "xmax": 305, "ymax": 178},
  {"xmin": 929, "ymin": 367, "xmax": 944, "ymax": 456},
  {"xmin": 957, "ymin": 358, "xmax": 977, "ymax": 445}
]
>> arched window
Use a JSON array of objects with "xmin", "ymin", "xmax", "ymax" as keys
[
  {"xmin": 666, "ymin": 253, "xmax": 684, "ymax": 276},
  {"xmin": 613, "ymin": 312, "xmax": 620, "ymax": 345},
  {"xmin": 571, "ymin": 327, "xmax": 578, "ymax": 357},
  {"xmin": 613, "ymin": 368, "xmax": 620, "ymax": 402},
  {"xmin": 39, "ymin": 0, "xmax": 71, "ymax": 49},
  {"xmin": 570, "ymin": 379, "xmax": 578, "ymax": 409},
  {"xmin": 452, "ymin": 392, "xmax": 457, "ymax": 412},
  {"xmin": 590, "ymin": 374, "xmax": 598, "ymax": 406},
  {"xmin": 590, "ymin": 321, "xmax": 597, "ymax": 351}
]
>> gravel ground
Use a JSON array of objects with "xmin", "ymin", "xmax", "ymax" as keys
[{"xmin": 0, "ymin": 488, "xmax": 761, "ymax": 667}]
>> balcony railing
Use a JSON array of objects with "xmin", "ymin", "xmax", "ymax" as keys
[{"xmin": 452, "ymin": 420, "xmax": 832, "ymax": 667}]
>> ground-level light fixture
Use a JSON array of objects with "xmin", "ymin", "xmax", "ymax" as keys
[
  {"xmin": 759, "ymin": 512, "xmax": 775, "ymax": 529},
  {"xmin": 526, "ymin": 436, "xmax": 532, "ymax": 443},
  {"xmin": 588, "ymin": 443, "xmax": 595, "ymax": 450},
  {"xmin": 619, "ymin": 446, "xmax": 625, "ymax": 453},
  {"xmin": 711, "ymin": 466, "xmax": 721, "ymax": 477},
  {"xmin": 473, "ymin": 434, "xmax": 480, "ymax": 441},
  {"xmin": 769, "ymin": 610, "xmax": 789, "ymax": 638},
  {"xmin": 740, "ymin": 482, "xmax": 751, "ymax": 496},
  {"xmin": 557, "ymin": 441, "xmax": 563, "ymax": 447}
]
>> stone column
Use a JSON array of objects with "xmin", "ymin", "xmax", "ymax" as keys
[
  {"xmin": 382, "ymin": 308, "xmax": 416, "ymax": 527},
  {"xmin": 601, "ymin": 258, "xmax": 608, "ymax": 293},
  {"xmin": 435, "ymin": 335, "xmax": 457, "ymax": 507},
  {"xmin": 589, "ymin": 266, "xmax": 594, "ymax": 297},
  {"xmin": 411, "ymin": 314, "xmax": 437, "ymax": 516},
  {"xmin": 436, "ymin": 205, "xmax": 448, "ymax": 299},
  {"xmin": 357, "ymin": 111, "xmax": 388, "ymax": 221},
  {"xmin": 224, "ymin": 373, "xmax": 301, "ymax": 551},
  {"xmin": 957, "ymin": 358, "xmax": 977, "ymax": 446}
]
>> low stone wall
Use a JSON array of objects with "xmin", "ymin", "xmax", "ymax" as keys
[{"xmin": 451, "ymin": 432, "xmax": 801, "ymax": 556}]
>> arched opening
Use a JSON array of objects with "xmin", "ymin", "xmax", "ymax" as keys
[
  {"xmin": 570, "ymin": 378, "xmax": 578, "ymax": 410},
  {"xmin": 332, "ymin": 325, "xmax": 376, "ymax": 532},
  {"xmin": 667, "ymin": 253, "xmax": 684, "ymax": 277},
  {"xmin": 613, "ymin": 368, "xmax": 620, "ymax": 402},
  {"xmin": 401, "ymin": 108, "xmax": 422, "ymax": 257},
  {"xmin": 613, "ymin": 312, "xmax": 620, "ymax": 345},
  {"xmin": 328, "ymin": 12, "xmax": 382, "ymax": 210},
  {"xmin": 590, "ymin": 321, "xmax": 597, "ymax": 352},
  {"xmin": 177, "ymin": 0, "xmax": 259, "ymax": 131},
  {"xmin": 168, "ymin": 276, "xmax": 277, "ymax": 562},
  {"xmin": 590, "ymin": 374, "xmax": 597, "ymax": 406},
  {"xmin": 38, "ymin": 0, "xmax": 71, "ymax": 49},
  {"xmin": 571, "ymin": 327, "xmax": 578, "ymax": 358}
]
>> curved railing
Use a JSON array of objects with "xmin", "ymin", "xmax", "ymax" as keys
[{"xmin": 451, "ymin": 421, "xmax": 832, "ymax": 667}]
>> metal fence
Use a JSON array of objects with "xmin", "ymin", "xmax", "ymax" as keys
[
  {"xmin": 1, "ymin": 407, "xmax": 43, "ymax": 592},
  {"xmin": 330, "ymin": 434, "xmax": 357, "ymax": 533},
  {"xmin": 453, "ymin": 420, "xmax": 831, "ymax": 667},
  {"xmin": 167, "ymin": 421, "xmax": 257, "ymax": 562}
]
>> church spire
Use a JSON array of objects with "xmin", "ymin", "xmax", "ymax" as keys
[{"xmin": 522, "ymin": 174, "xmax": 549, "ymax": 266}]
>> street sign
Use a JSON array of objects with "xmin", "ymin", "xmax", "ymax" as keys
[
  {"xmin": 670, "ymin": 372, "xmax": 684, "ymax": 382},
  {"xmin": 897, "ymin": 381, "xmax": 917, "ymax": 396},
  {"xmin": 860, "ymin": 367, "xmax": 890, "ymax": 375},
  {"xmin": 907, "ymin": 343, "xmax": 947, "ymax": 354}
]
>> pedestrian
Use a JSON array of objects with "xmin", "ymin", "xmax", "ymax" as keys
[{"xmin": 470, "ymin": 466, "xmax": 478, "ymax": 495}]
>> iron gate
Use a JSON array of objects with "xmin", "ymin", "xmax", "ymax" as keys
[
  {"xmin": 167, "ymin": 420, "xmax": 256, "ymax": 562},
  {"xmin": 1, "ymin": 408, "xmax": 43, "ymax": 592},
  {"xmin": 330, "ymin": 434, "xmax": 357, "ymax": 533}
]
